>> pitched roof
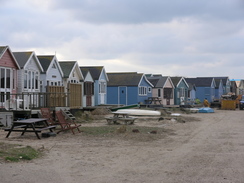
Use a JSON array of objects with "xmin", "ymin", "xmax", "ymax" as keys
[
  {"xmin": 107, "ymin": 72, "xmax": 144, "ymax": 86},
  {"xmin": 188, "ymin": 83, "xmax": 196, "ymax": 91},
  {"xmin": 80, "ymin": 66, "xmax": 103, "ymax": 80},
  {"xmin": 13, "ymin": 52, "xmax": 32, "ymax": 68},
  {"xmin": 147, "ymin": 75, "xmax": 168, "ymax": 88},
  {"xmin": 214, "ymin": 78, "xmax": 223, "ymax": 89},
  {"xmin": 79, "ymin": 67, "xmax": 89, "ymax": 78},
  {"xmin": 212, "ymin": 77, "xmax": 229, "ymax": 85},
  {"xmin": 197, "ymin": 77, "xmax": 229, "ymax": 86},
  {"xmin": 0, "ymin": 46, "xmax": 7, "ymax": 58},
  {"xmin": 0, "ymin": 46, "xmax": 20, "ymax": 69},
  {"xmin": 59, "ymin": 61, "xmax": 76, "ymax": 78},
  {"xmin": 213, "ymin": 76, "xmax": 229, "ymax": 83},
  {"xmin": 147, "ymin": 78, "xmax": 158, "ymax": 87},
  {"xmin": 185, "ymin": 78, "xmax": 197, "ymax": 83},
  {"xmin": 170, "ymin": 77, "xmax": 182, "ymax": 87},
  {"xmin": 37, "ymin": 55, "xmax": 55, "ymax": 72},
  {"xmin": 235, "ymin": 80, "xmax": 241, "ymax": 87},
  {"xmin": 186, "ymin": 77, "xmax": 214, "ymax": 87}
]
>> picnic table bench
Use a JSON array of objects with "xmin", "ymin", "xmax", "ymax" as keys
[
  {"xmin": 4, "ymin": 118, "xmax": 56, "ymax": 139},
  {"xmin": 105, "ymin": 111, "xmax": 137, "ymax": 125},
  {"xmin": 145, "ymin": 97, "xmax": 162, "ymax": 105}
]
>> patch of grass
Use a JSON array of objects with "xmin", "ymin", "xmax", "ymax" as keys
[
  {"xmin": 74, "ymin": 111, "xmax": 94, "ymax": 122},
  {"xmin": 5, "ymin": 157, "xmax": 19, "ymax": 162},
  {"xmin": 81, "ymin": 125, "xmax": 165, "ymax": 136},
  {"xmin": 81, "ymin": 125, "xmax": 171, "ymax": 142},
  {"xmin": 0, "ymin": 142, "xmax": 40, "ymax": 162}
]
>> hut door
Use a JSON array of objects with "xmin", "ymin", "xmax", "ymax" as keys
[
  {"xmin": 86, "ymin": 96, "xmax": 92, "ymax": 106},
  {"xmin": 164, "ymin": 88, "xmax": 172, "ymax": 105},
  {"xmin": 166, "ymin": 99, "xmax": 170, "ymax": 105},
  {"xmin": 119, "ymin": 86, "xmax": 127, "ymax": 105},
  {"xmin": 84, "ymin": 82, "xmax": 93, "ymax": 106},
  {"xmin": 69, "ymin": 83, "xmax": 82, "ymax": 108},
  {"xmin": 99, "ymin": 81, "xmax": 106, "ymax": 105}
]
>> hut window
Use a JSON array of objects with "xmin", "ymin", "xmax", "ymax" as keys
[
  {"xmin": 0, "ymin": 92, "xmax": 4, "ymax": 102},
  {"xmin": 99, "ymin": 81, "xmax": 106, "ymax": 93},
  {"xmin": 35, "ymin": 73, "xmax": 39, "ymax": 89},
  {"xmin": 84, "ymin": 82, "xmax": 94, "ymax": 95},
  {"xmin": 28, "ymin": 71, "xmax": 31, "ymax": 89},
  {"xmin": 24, "ymin": 70, "xmax": 27, "ymax": 88},
  {"xmin": 164, "ymin": 88, "xmax": 173, "ymax": 99},
  {"xmin": 139, "ymin": 86, "xmax": 147, "ymax": 96},
  {"xmin": 6, "ymin": 69, "xmax": 10, "ymax": 89},
  {"xmin": 12, "ymin": 69, "xmax": 16, "ymax": 89},
  {"xmin": 0, "ymin": 68, "xmax": 12, "ymax": 89},
  {"xmin": 148, "ymin": 87, "xmax": 152, "ymax": 93},
  {"xmin": 179, "ymin": 87, "xmax": 185, "ymax": 97},
  {"xmin": 32, "ymin": 71, "xmax": 35, "ymax": 89},
  {"xmin": 158, "ymin": 89, "xmax": 161, "ymax": 97},
  {"xmin": 0, "ymin": 68, "xmax": 4, "ymax": 88}
]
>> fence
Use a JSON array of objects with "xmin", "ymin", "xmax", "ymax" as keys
[{"xmin": 0, "ymin": 92, "xmax": 70, "ymax": 111}]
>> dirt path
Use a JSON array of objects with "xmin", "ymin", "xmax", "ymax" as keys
[{"xmin": 1, "ymin": 109, "xmax": 244, "ymax": 183}]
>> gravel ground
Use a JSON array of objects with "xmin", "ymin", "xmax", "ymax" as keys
[{"xmin": 0, "ymin": 109, "xmax": 244, "ymax": 183}]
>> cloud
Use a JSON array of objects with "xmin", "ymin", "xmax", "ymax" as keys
[
  {"xmin": 50, "ymin": 0, "xmax": 244, "ymax": 24},
  {"xmin": 1, "ymin": 0, "xmax": 244, "ymax": 79}
]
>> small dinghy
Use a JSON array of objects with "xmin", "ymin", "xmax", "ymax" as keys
[
  {"xmin": 198, "ymin": 107, "xmax": 214, "ymax": 113},
  {"xmin": 116, "ymin": 109, "xmax": 161, "ymax": 116}
]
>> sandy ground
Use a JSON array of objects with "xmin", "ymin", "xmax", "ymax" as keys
[{"xmin": 1, "ymin": 109, "xmax": 244, "ymax": 183}]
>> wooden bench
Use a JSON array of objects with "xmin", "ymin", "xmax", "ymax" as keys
[
  {"xmin": 146, "ymin": 97, "xmax": 162, "ymax": 104},
  {"xmin": 4, "ymin": 125, "xmax": 27, "ymax": 131},
  {"xmin": 5, "ymin": 118, "xmax": 57, "ymax": 139},
  {"xmin": 34, "ymin": 125, "xmax": 56, "ymax": 132},
  {"xmin": 5, "ymin": 125, "xmax": 56, "ymax": 133}
]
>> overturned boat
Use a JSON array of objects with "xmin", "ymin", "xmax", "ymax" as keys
[
  {"xmin": 116, "ymin": 109, "xmax": 161, "ymax": 116},
  {"xmin": 198, "ymin": 107, "xmax": 214, "ymax": 113}
]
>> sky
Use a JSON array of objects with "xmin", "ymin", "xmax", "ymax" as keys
[{"xmin": 1, "ymin": 0, "xmax": 244, "ymax": 79}]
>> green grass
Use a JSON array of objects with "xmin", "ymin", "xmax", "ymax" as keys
[
  {"xmin": 81, "ymin": 125, "xmax": 163, "ymax": 136},
  {"xmin": 81, "ymin": 126, "xmax": 117, "ymax": 135},
  {"xmin": 81, "ymin": 125, "xmax": 171, "ymax": 142},
  {"xmin": 0, "ymin": 143, "xmax": 40, "ymax": 162}
]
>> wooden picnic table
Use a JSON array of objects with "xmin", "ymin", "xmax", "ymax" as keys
[
  {"xmin": 4, "ymin": 118, "xmax": 56, "ymax": 139},
  {"xmin": 145, "ymin": 97, "xmax": 162, "ymax": 104},
  {"xmin": 105, "ymin": 111, "xmax": 137, "ymax": 125}
]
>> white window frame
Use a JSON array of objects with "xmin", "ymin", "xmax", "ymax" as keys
[
  {"xmin": 99, "ymin": 81, "xmax": 106, "ymax": 94},
  {"xmin": 0, "ymin": 68, "xmax": 12, "ymax": 90},
  {"xmin": 0, "ymin": 67, "xmax": 12, "ymax": 103},
  {"xmin": 24, "ymin": 70, "xmax": 28, "ymax": 89},
  {"xmin": 179, "ymin": 87, "xmax": 185, "ymax": 97},
  {"xmin": 139, "ymin": 86, "xmax": 147, "ymax": 96},
  {"xmin": 35, "ymin": 72, "xmax": 39, "ymax": 89}
]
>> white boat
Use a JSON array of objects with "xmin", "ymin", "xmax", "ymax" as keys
[
  {"xmin": 171, "ymin": 113, "xmax": 181, "ymax": 116},
  {"xmin": 190, "ymin": 108, "xmax": 199, "ymax": 113},
  {"xmin": 116, "ymin": 109, "xmax": 161, "ymax": 116}
]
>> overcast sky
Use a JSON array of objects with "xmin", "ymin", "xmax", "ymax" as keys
[{"xmin": 1, "ymin": 0, "xmax": 244, "ymax": 79}]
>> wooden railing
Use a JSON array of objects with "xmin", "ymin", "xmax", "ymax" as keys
[{"xmin": 0, "ymin": 92, "xmax": 70, "ymax": 111}]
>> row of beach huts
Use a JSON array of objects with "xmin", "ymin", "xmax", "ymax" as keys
[{"xmin": 0, "ymin": 45, "xmax": 242, "ymax": 118}]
